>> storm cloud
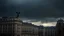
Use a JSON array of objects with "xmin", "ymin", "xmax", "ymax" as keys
[
  {"xmin": 0, "ymin": 0, "xmax": 64, "ymax": 26},
  {"xmin": 0, "ymin": 0, "xmax": 64, "ymax": 18}
]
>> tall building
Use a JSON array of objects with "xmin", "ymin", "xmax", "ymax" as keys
[
  {"xmin": 56, "ymin": 19, "xmax": 64, "ymax": 36},
  {"xmin": 0, "ymin": 17, "xmax": 22, "ymax": 36}
]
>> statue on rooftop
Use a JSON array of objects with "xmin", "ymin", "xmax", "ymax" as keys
[{"xmin": 16, "ymin": 12, "xmax": 20, "ymax": 18}]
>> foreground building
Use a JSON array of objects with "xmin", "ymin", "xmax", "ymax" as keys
[
  {"xmin": 0, "ymin": 12, "xmax": 40, "ymax": 36},
  {"xmin": 56, "ymin": 19, "xmax": 64, "ymax": 36},
  {"xmin": 0, "ymin": 17, "xmax": 22, "ymax": 36}
]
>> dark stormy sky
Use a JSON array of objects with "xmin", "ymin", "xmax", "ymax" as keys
[
  {"xmin": 0, "ymin": 0, "xmax": 64, "ymax": 26},
  {"xmin": 0, "ymin": 0, "xmax": 64, "ymax": 17}
]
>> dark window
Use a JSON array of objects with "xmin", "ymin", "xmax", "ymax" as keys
[
  {"xmin": 0, "ymin": 25, "xmax": 2, "ymax": 33},
  {"xmin": 17, "ymin": 35, "xmax": 20, "ymax": 36}
]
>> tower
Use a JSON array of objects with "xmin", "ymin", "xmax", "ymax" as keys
[{"xmin": 16, "ymin": 12, "xmax": 20, "ymax": 18}]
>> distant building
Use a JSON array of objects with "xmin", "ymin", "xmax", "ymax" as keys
[
  {"xmin": 43, "ymin": 26, "xmax": 56, "ymax": 36},
  {"xmin": 56, "ymin": 19, "xmax": 64, "ymax": 36},
  {"xmin": 21, "ymin": 22, "xmax": 39, "ymax": 36},
  {"xmin": 0, "ymin": 17, "xmax": 22, "ymax": 36},
  {"xmin": 38, "ymin": 25, "xmax": 43, "ymax": 36}
]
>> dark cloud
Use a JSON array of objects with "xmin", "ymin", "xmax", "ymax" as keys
[
  {"xmin": 21, "ymin": 17, "xmax": 59, "ymax": 22},
  {"xmin": 0, "ymin": 0, "xmax": 64, "ymax": 18}
]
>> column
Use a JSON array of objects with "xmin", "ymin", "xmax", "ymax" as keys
[
  {"xmin": 12, "ymin": 24, "xmax": 13, "ymax": 36},
  {"xmin": 43, "ymin": 28, "xmax": 45, "ymax": 36},
  {"xmin": 7, "ymin": 24, "xmax": 8, "ymax": 33},
  {"xmin": 2, "ymin": 25, "xmax": 3, "ymax": 33}
]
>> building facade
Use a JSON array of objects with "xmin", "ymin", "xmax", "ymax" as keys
[
  {"xmin": 38, "ymin": 25, "xmax": 43, "ymax": 36},
  {"xmin": 0, "ymin": 17, "xmax": 40, "ymax": 36},
  {"xmin": 43, "ymin": 26, "xmax": 56, "ymax": 36},
  {"xmin": 21, "ymin": 22, "xmax": 39, "ymax": 36},
  {"xmin": 56, "ymin": 19, "xmax": 64, "ymax": 36},
  {"xmin": 0, "ymin": 17, "xmax": 22, "ymax": 36}
]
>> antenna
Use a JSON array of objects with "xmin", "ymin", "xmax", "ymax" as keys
[{"xmin": 16, "ymin": 12, "xmax": 20, "ymax": 18}]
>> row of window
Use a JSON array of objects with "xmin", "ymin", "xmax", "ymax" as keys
[
  {"xmin": 0, "ymin": 25, "xmax": 14, "ymax": 33},
  {"xmin": 21, "ymin": 35, "xmax": 38, "ymax": 36},
  {"xmin": 0, "ymin": 18, "xmax": 18, "ymax": 21}
]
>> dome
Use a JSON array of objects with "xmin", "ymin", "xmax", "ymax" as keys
[
  {"xmin": 57, "ymin": 18, "xmax": 64, "ymax": 24},
  {"xmin": 57, "ymin": 18, "xmax": 64, "ymax": 22}
]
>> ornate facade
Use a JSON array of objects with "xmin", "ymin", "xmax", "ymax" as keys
[
  {"xmin": 0, "ymin": 17, "xmax": 39, "ymax": 36},
  {"xmin": 0, "ymin": 17, "xmax": 22, "ymax": 36}
]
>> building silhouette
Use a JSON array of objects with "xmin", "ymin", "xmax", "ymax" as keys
[{"xmin": 56, "ymin": 19, "xmax": 64, "ymax": 36}]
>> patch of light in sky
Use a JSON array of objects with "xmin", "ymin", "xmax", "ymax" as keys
[
  {"xmin": 23, "ymin": 20, "xmax": 31, "ymax": 22},
  {"xmin": 22, "ymin": 20, "xmax": 56, "ymax": 26},
  {"xmin": 32, "ymin": 21, "xmax": 56, "ymax": 26},
  {"xmin": 42, "ymin": 22, "xmax": 56, "ymax": 27},
  {"xmin": 20, "ymin": 18, "xmax": 58, "ymax": 27}
]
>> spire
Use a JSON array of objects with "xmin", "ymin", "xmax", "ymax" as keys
[{"xmin": 16, "ymin": 12, "xmax": 20, "ymax": 18}]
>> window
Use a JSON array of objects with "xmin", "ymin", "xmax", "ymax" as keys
[
  {"xmin": 17, "ymin": 35, "xmax": 20, "ymax": 36},
  {"xmin": 0, "ymin": 25, "xmax": 2, "ymax": 33}
]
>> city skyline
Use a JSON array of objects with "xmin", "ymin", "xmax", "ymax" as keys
[
  {"xmin": 0, "ymin": 0, "xmax": 64, "ymax": 27},
  {"xmin": 20, "ymin": 17, "xmax": 63, "ymax": 27},
  {"xmin": 0, "ymin": 0, "xmax": 64, "ymax": 36},
  {"xmin": 0, "ymin": 0, "xmax": 64, "ymax": 17}
]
